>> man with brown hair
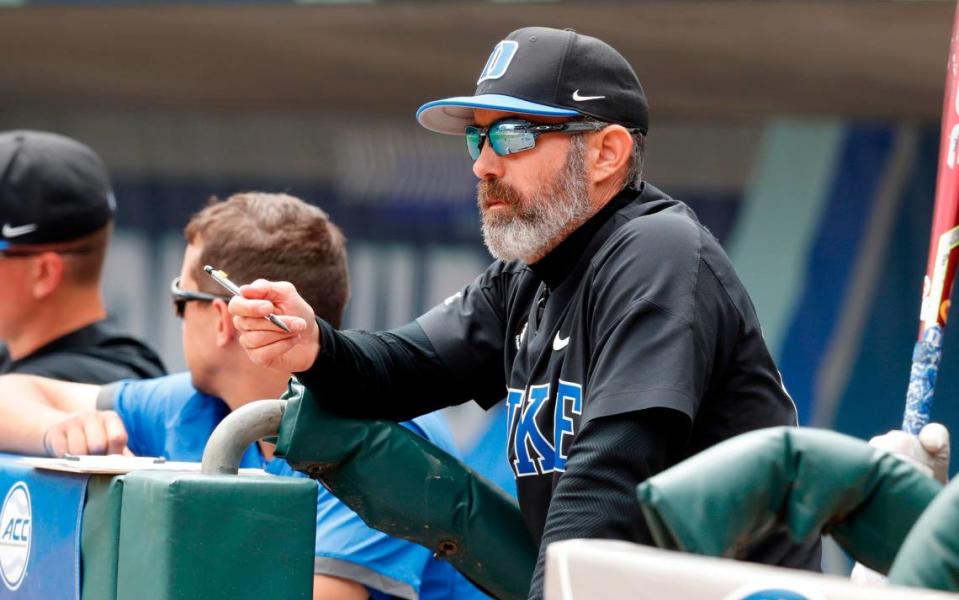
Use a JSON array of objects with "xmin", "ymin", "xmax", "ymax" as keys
[
  {"xmin": 181, "ymin": 193, "xmax": 350, "ymax": 333},
  {"xmin": 175, "ymin": 193, "xmax": 351, "ymax": 397},
  {"xmin": 0, "ymin": 192, "xmax": 484, "ymax": 600},
  {"xmin": 0, "ymin": 130, "xmax": 166, "ymax": 383}
]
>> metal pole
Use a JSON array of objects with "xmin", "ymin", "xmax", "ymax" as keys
[{"xmin": 201, "ymin": 399, "xmax": 286, "ymax": 475}]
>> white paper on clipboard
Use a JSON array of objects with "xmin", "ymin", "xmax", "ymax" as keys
[{"xmin": 20, "ymin": 455, "xmax": 266, "ymax": 476}]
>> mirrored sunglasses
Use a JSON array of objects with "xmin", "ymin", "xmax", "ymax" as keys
[{"xmin": 464, "ymin": 118, "xmax": 608, "ymax": 161}]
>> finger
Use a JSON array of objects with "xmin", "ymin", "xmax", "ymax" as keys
[
  {"xmin": 229, "ymin": 296, "xmax": 277, "ymax": 318},
  {"xmin": 238, "ymin": 329, "xmax": 298, "ymax": 352},
  {"xmin": 275, "ymin": 281, "xmax": 300, "ymax": 298},
  {"xmin": 919, "ymin": 423, "xmax": 950, "ymax": 454},
  {"xmin": 122, "ymin": 446, "xmax": 134, "ymax": 457},
  {"xmin": 102, "ymin": 412, "xmax": 129, "ymax": 455},
  {"xmin": 276, "ymin": 316, "xmax": 308, "ymax": 333},
  {"xmin": 232, "ymin": 315, "xmax": 308, "ymax": 334},
  {"xmin": 82, "ymin": 415, "xmax": 108, "ymax": 455},
  {"xmin": 44, "ymin": 427, "xmax": 69, "ymax": 458},
  {"xmin": 237, "ymin": 279, "xmax": 276, "ymax": 299},
  {"xmin": 239, "ymin": 279, "xmax": 297, "ymax": 303},
  {"xmin": 64, "ymin": 422, "xmax": 89, "ymax": 455},
  {"xmin": 868, "ymin": 430, "xmax": 912, "ymax": 453},
  {"xmin": 233, "ymin": 315, "xmax": 275, "ymax": 333},
  {"xmin": 246, "ymin": 336, "xmax": 303, "ymax": 368},
  {"xmin": 257, "ymin": 279, "xmax": 297, "ymax": 297},
  {"xmin": 246, "ymin": 314, "xmax": 308, "ymax": 334}
]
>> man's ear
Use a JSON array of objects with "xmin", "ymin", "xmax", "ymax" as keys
[
  {"xmin": 587, "ymin": 125, "xmax": 633, "ymax": 188},
  {"xmin": 212, "ymin": 299, "xmax": 236, "ymax": 347},
  {"xmin": 31, "ymin": 252, "xmax": 64, "ymax": 299}
]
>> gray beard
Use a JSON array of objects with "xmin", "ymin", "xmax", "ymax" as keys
[{"xmin": 477, "ymin": 137, "xmax": 592, "ymax": 264}]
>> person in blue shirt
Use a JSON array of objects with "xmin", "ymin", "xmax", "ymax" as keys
[
  {"xmin": 107, "ymin": 373, "xmax": 473, "ymax": 600},
  {"xmin": 0, "ymin": 192, "xmax": 486, "ymax": 600}
]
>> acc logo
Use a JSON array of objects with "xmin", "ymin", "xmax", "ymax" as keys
[
  {"xmin": 0, "ymin": 482, "xmax": 31, "ymax": 591},
  {"xmin": 477, "ymin": 40, "xmax": 518, "ymax": 84},
  {"xmin": 723, "ymin": 583, "xmax": 825, "ymax": 600}
]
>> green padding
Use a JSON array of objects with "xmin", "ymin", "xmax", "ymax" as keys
[
  {"xmin": 636, "ymin": 427, "xmax": 942, "ymax": 573},
  {"xmin": 81, "ymin": 475, "xmax": 125, "ymax": 600},
  {"xmin": 889, "ymin": 477, "xmax": 959, "ymax": 591},
  {"xmin": 276, "ymin": 379, "xmax": 537, "ymax": 600},
  {"xmin": 116, "ymin": 470, "xmax": 316, "ymax": 600}
]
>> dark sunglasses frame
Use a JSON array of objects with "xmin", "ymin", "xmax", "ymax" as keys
[
  {"xmin": 170, "ymin": 276, "xmax": 232, "ymax": 319},
  {"xmin": 464, "ymin": 118, "xmax": 609, "ymax": 160}
]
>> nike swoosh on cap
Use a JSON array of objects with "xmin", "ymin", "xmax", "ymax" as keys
[
  {"xmin": 2, "ymin": 223, "xmax": 38, "ymax": 238},
  {"xmin": 553, "ymin": 332, "xmax": 570, "ymax": 351},
  {"xmin": 572, "ymin": 90, "xmax": 606, "ymax": 101}
]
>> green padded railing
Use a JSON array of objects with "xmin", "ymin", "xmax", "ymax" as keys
[
  {"xmin": 80, "ymin": 470, "xmax": 317, "ymax": 600},
  {"xmin": 889, "ymin": 475, "xmax": 959, "ymax": 591},
  {"xmin": 275, "ymin": 378, "xmax": 537, "ymax": 600},
  {"xmin": 636, "ymin": 426, "xmax": 943, "ymax": 574},
  {"xmin": 81, "ymin": 475, "xmax": 125, "ymax": 600},
  {"xmin": 116, "ymin": 471, "xmax": 316, "ymax": 600}
]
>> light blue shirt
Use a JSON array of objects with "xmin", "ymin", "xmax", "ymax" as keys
[{"xmin": 111, "ymin": 372, "xmax": 487, "ymax": 600}]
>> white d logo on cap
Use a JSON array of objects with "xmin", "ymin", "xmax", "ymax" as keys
[
  {"xmin": 0, "ymin": 482, "xmax": 31, "ymax": 591},
  {"xmin": 477, "ymin": 40, "xmax": 519, "ymax": 84}
]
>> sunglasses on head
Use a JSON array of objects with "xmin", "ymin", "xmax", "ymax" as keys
[
  {"xmin": 464, "ymin": 118, "xmax": 609, "ymax": 161},
  {"xmin": 170, "ymin": 276, "xmax": 232, "ymax": 319}
]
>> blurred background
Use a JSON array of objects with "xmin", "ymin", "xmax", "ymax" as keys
[{"xmin": 1, "ymin": 1, "xmax": 957, "ymax": 564}]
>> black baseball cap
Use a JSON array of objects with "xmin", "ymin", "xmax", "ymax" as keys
[
  {"xmin": 416, "ymin": 27, "xmax": 649, "ymax": 135},
  {"xmin": 0, "ymin": 130, "xmax": 116, "ymax": 250}
]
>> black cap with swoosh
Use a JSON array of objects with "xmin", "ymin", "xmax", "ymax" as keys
[
  {"xmin": 416, "ymin": 27, "xmax": 649, "ymax": 136},
  {"xmin": 0, "ymin": 130, "xmax": 115, "ymax": 249}
]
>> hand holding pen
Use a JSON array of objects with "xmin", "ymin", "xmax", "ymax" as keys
[
  {"xmin": 224, "ymin": 274, "xmax": 323, "ymax": 374},
  {"xmin": 204, "ymin": 265, "xmax": 292, "ymax": 333}
]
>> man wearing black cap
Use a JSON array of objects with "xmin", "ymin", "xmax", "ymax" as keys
[
  {"xmin": 229, "ymin": 28, "xmax": 819, "ymax": 597},
  {"xmin": 0, "ymin": 130, "xmax": 166, "ymax": 383}
]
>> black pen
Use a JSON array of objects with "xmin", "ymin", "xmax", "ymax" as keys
[{"xmin": 203, "ymin": 265, "xmax": 292, "ymax": 333}]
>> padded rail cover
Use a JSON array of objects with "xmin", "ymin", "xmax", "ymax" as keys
[
  {"xmin": 635, "ymin": 426, "xmax": 942, "ymax": 573},
  {"xmin": 115, "ymin": 471, "xmax": 316, "ymax": 600},
  {"xmin": 81, "ymin": 475, "xmax": 124, "ymax": 600},
  {"xmin": 275, "ymin": 379, "xmax": 537, "ymax": 600},
  {"xmin": 889, "ymin": 476, "xmax": 959, "ymax": 591}
]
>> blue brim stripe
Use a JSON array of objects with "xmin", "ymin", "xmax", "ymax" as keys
[
  {"xmin": 0, "ymin": 241, "xmax": 8, "ymax": 251},
  {"xmin": 416, "ymin": 94, "xmax": 580, "ymax": 134}
]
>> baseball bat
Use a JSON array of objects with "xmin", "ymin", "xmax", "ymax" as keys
[{"xmin": 902, "ymin": 0, "xmax": 959, "ymax": 434}]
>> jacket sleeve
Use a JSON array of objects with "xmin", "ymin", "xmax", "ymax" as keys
[{"xmin": 296, "ymin": 261, "xmax": 518, "ymax": 419}]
